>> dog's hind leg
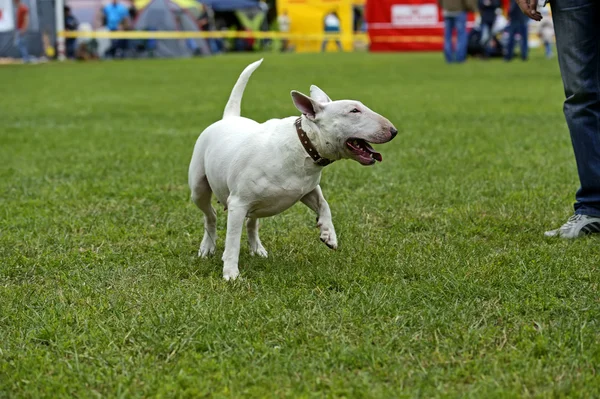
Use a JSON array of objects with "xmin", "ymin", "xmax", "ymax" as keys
[
  {"xmin": 301, "ymin": 186, "xmax": 338, "ymax": 250},
  {"xmin": 246, "ymin": 218, "xmax": 268, "ymax": 258},
  {"xmin": 222, "ymin": 197, "xmax": 248, "ymax": 281},
  {"xmin": 191, "ymin": 176, "xmax": 218, "ymax": 258}
]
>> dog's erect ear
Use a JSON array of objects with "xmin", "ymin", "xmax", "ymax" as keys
[
  {"xmin": 310, "ymin": 85, "xmax": 332, "ymax": 104},
  {"xmin": 291, "ymin": 90, "xmax": 323, "ymax": 119}
]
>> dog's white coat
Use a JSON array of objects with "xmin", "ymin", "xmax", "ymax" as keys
[{"xmin": 188, "ymin": 59, "xmax": 397, "ymax": 280}]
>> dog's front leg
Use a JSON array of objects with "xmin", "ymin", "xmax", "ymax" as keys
[
  {"xmin": 301, "ymin": 186, "xmax": 338, "ymax": 250},
  {"xmin": 222, "ymin": 198, "xmax": 248, "ymax": 281}
]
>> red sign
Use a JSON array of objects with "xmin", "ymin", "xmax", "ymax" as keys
[{"xmin": 366, "ymin": 0, "xmax": 476, "ymax": 52}]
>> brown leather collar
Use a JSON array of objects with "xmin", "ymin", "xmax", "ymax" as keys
[{"xmin": 295, "ymin": 118, "xmax": 335, "ymax": 167}]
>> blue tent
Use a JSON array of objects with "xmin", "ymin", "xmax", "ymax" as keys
[{"xmin": 199, "ymin": 0, "xmax": 259, "ymax": 11}]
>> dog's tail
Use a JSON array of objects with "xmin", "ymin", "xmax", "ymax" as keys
[{"xmin": 223, "ymin": 58, "xmax": 264, "ymax": 119}]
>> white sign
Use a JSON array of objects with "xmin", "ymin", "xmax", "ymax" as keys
[
  {"xmin": 0, "ymin": 0, "xmax": 15, "ymax": 32},
  {"xmin": 391, "ymin": 4, "xmax": 439, "ymax": 27}
]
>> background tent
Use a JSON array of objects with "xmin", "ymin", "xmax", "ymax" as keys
[
  {"xmin": 133, "ymin": 0, "xmax": 211, "ymax": 57},
  {"xmin": 0, "ymin": 0, "xmax": 55, "ymax": 59},
  {"xmin": 136, "ymin": 0, "xmax": 198, "ymax": 9}
]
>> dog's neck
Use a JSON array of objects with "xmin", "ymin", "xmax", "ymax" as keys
[
  {"xmin": 295, "ymin": 118, "xmax": 335, "ymax": 167},
  {"xmin": 298, "ymin": 116, "xmax": 342, "ymax": 164}
]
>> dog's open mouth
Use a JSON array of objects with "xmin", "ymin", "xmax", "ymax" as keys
[{"xmin": 345, "ymin": 138, "xmax": 382, "ymax": 165}]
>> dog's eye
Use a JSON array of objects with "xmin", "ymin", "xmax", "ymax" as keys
[{"xmin": 350, "ymin": 108, "xmax": 360, "ymax": 113}]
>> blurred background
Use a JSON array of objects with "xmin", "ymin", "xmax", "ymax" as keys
[{"xmin": 0, "ymin": 0, "xmax": 554, "ymax": 63}]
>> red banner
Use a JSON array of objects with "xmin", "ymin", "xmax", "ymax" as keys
[{"xmin": 366, "ymin": 0, "xmax": 476, "ymax": 52}]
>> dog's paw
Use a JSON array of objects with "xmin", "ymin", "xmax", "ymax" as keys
[
  {"xmin": 317, "ymin": 219, "xmax": 338, "ymax": 250},
  {"xmin": 320, "ymin": 229, "xmax": 338, "ymax": 250},
  {"xmin": 248, "ymin": 237, "xmax": 268, "ymax": 258},
  {"xmin": 198, "ymin": 244, "xmax": 216, "ymax": 258},
  {"xmin": 250, "ymin": 245, "xmax": 268, "ymax": 258},
  {"xmin": 198, "ymin": 236, "xmax": 216, "ymax": 258},
  {"xmin": 223, "ymin": 267, "xmax": 240, "ymax": 281}
]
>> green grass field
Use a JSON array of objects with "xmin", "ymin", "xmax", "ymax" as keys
[{"xmin": 1, "ymin": 52, "xmax": 599, "ymax": 398}]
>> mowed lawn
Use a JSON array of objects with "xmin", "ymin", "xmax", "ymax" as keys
[{"xmin": 1, "ymin": 52, "xmax": 599, "ymax": 398}]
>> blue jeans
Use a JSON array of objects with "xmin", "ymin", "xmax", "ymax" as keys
[
  {"xmin": 504, "ymin": 21, "xmax": 528, "ymax": 60},
  {"xmin": 551, "ymin": 0, "xmax": 600, "ymax": 216},
  {"xmin": 14, "ymin": 32, "xmax": 30, "ymax": 62},
  {"xmin": 544, "ymin": 41, "xmax": 553, "ymax": 58},
  {"xmin": 208, "ymin": 38, "xmax": 221, "ymax": 54},
  {"xmin": 443, "ymin": 13, "xmax": 467, "ymax": 63},
  {"xmin": 480, "ymin": 21, "xmax": 494, "ymax": 57},
  {"xmin": 66, "ymin": 38, "xmax": 77, "ymax": 59}
]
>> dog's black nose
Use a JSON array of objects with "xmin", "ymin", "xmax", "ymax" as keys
[{"xmin": 390, "ymin": 127, "xmax": 398, "ymax": 138}]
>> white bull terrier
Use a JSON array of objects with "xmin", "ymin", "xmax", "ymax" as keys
[{"xmin": 188, "ymin": 59, "xmax": 397, "ymax": 280}]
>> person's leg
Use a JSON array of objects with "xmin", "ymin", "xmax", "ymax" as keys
[
  {"xmin": 334, "ymin": 28, "xmax": 342, "ymax": 51},
  {"xmin": 455, "ymin": 13, "xmax": 468, "ymax": 62},
  {"xmin": 486, "ymin": 22, "xmax": 494, "ymax": 57},
  {"xmin": 16, "ymin": 33, "xmax": 30, "ymax": 62},
  {"xmin": 519, "ymin": 21, "xmax": 528, "ymax": 60},
  {"xmin": 105, "ymin": 38, "xmax": 117, "ymax": 58},
  {"xmin": 209, "ymin": 38, "xmax": 219, "ymax": 54},
  {"xmin": 480, "ymin": 22, "xmax": 492, "ymax": 58},
  {"xmin": 545, "ymin": 0, "xmax": 600, "ymax": 237},
  {"xmin": 65, "ymin": 38, "xmax": 72, "ymax": 58},
  {"xmin": 70, "ymin": 39, "xmax": 77, "ymax": 58},
  {"xmin": 504, "ymin": 23, "xmax": 516, "ymax": 60},
  {"xmin": 118, "ymin": 39, "xmax": 128, "ymax": 58},
  {"xmin": 186, "ymin": 38, "xmax": 199, "ymax": 56},
  {"xmin": 124, "ymin": 39, "xmax": 133, "ymax": 58},
  {"xmin": 545, "ymin": 41, "xmax": 553, "ymax": 58},
  {"xmin": 443, "ymin": 16, "xmax": 455, "ymax": 63}
]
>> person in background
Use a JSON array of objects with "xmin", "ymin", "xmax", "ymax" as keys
[
  {"xmin": 13, "ymin": 0, "xmax": 29, "ymax": 63},
  {"xmin": 537, "ymin": 8, "xmax": 553, "ymax": 59},
  {"xmin": 277, "ymin": 9, "xmax": 290, "ymax": 52},
  {"xmin": 197, "ymin": 5, "xmax": 221, "ymax": 55},
  {"xmin": 207, "ymin": 6, "xmax": 223, "ymax": 54},
  {"xmin": 438, "ymin": 0, "xmax": 477, "ymax": 63},
  {"xmin": 478, "ymin": 0, "xmax": 501, "ymax": 58},
  {"xmin": 513, "ymin": 0, "xmax": 600, "ymax": 238},
  {"xmin": 124, "ymin": 0, "xmax": 138, "ymax": 55},
  {"xmin": 197, "ymin": 6, "xmax": 209, "ymax": 32},
  {"xmin": 195, "ymin": 5, "xmax": 208, "ymax": 55},
  {"xmin": 258, "ymin": 0, "xmax": 270, "ymax": 50},
  {"xmin": 353, "ymin": 6, "xmax": 361, "ymax": 33},
  {"xmin": 504, "ymin": 0, "xmax": 528, "ymax": 61},
  {"xmin": 101, "ymin": 0, "xmax": 129, "ymax": 58},
  {"xmin": 127, "ymin": 0, "xmax": 137, "ymax": 21},
  {"xmin": 321, "ymin": 10, "xmax": 342, "ymax": 52},
  {"xmin": 64, "ymin": 6, "xmax": 79, "ymax": 59}
]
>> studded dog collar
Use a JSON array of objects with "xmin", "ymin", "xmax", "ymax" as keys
[{"xmin": 294, "ymin": 118, "xmax": 335, "ymax": 167}]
